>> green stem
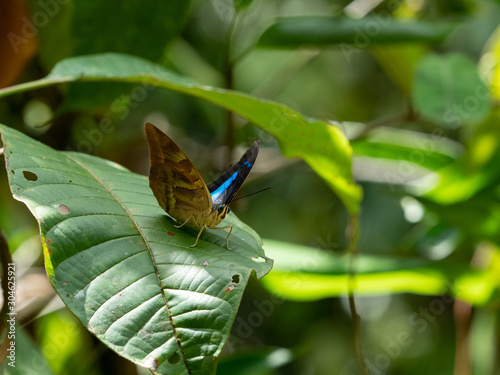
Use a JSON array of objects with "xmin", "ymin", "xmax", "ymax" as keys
[
  {"xmin": 346, "ymin": 214, "xmax": 368, "ymax": 374},
  {"xmin": 0, "ymin": 78, "xmax": 66, "ymax": 98}
]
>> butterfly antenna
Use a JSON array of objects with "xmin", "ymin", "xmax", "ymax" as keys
[{"xmin": 232, "ymin": 186, "xmax": 272, "ymax": 202}]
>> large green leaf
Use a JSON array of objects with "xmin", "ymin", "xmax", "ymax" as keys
[
  {"xmin": 0, "ymin": 125, "xmax": 273, "ymax": 375},
  {"xmin": 0, "ymin": 53, "xmax": 361, "ymax": 215},
  {"xmin": 257, "ymin": 17, "xmax": 455, "ymax": 47}
]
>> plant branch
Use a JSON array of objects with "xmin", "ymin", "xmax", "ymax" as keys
[{"xmin": 346, "ymin": 214, "xmax": 368, "ymax": 374}]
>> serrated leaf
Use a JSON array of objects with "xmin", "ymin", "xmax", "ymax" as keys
[
  {"xmin": 0, "ymin": 52, "xmax": 362, "ymax": 214},
  {"xmin": 0, "ymin": 124, "xmax": 273, "ymax": 375},
  {"xmin": 257, "ymin": 17, "xmax": 455, "ymax": 48}
]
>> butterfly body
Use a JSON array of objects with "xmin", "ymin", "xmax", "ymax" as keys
[{"xmin": 145, "ymin": 122, "xmax": 259, "ymax": 249}]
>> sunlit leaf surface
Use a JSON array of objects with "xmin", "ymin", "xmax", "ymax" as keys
[{"xmin": 1, "ymin": 125, "xmax": 273, "ymax": 375}]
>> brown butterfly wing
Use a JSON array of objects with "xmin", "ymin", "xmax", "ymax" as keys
[{"xmin": 145, "ymin": 123, "xmax": 212, "ymax": 224}]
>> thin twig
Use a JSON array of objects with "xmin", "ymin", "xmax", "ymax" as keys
[
  {"xmin": 353, "ymin": 110, "xmax": 416, "ymax": 140},
  {"xmin": 346, "ymin": 214, "xmax": 368, "ymax": 374},
  {"xmin": 251, "ymin": 50, "xmax": 321, "ymax": 100},
  {"xmin": 453, "ymin": 299, "xmax": 472, "ymax": 375}
]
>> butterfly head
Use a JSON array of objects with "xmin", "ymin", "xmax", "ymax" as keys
[{"xmin": 216, "ymin": 204, "xmax": 231, "ymax": 220}]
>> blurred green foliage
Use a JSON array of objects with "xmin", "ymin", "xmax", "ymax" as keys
[{"xmin": 1, "ymin": 0, "xmax": 500, "ymax": 374}]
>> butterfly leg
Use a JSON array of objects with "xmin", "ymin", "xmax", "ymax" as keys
[
  {"xmin": 225, "ymin": 225, "xmax": 233, "ymax": 250},
  {"xmin": 173, "ymin": 216, "xmax": 206, "ymax": 248},
  {"xmin": 191, "ymin": 225, "xmax": 208, "ymax": 248},
  {"xmin": 174, "ymin": 215, "xmax": 194, "ymax": 229},
  {"xmin": 212, "ymin": 225, "xmax": 233, "ymax": 250}
]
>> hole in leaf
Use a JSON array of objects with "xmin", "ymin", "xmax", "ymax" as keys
[
  {"xmin": 231, "ymin": 274, "xmax": 241, "ymax": 284},
  {"xmin": 23, "ymin": 170, "xmax": 38, "ymax": 181},
  {"xmin": 168, "ymin": 352, "xmax": 181, "ymax": 365},
  {"xmin": 251, "ymin": 256, "xmax": 266, "ymax": 263},
  {"xmin": 58, "ymin": 204, "xmax": 70, "ymax": 215}
]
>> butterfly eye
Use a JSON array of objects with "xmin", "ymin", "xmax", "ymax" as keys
[{"xmin": 217, "ymin": 205, "xmax": 230, "ymax": 217}]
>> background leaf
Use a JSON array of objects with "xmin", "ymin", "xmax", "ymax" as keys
[
  {"xmin": 22, "ymin": 0, "xmax": 191, "ymax": 115},
  {"xmin": 234, "ymin": 0, "xmax": 253, "ymax": 11},
  {"xmin": 0, "ymin": 53, "xmax": 362, "ymax": 215},
  {"xmin": 1, "ymin": 326, "xmax": 56, "ymax": 375},
  {"xmin": 257, "ymin": 17, "xmax": 456, "ymax": 47},
  {"xmin": 1, "ymin": 124, "xmax": 272, "ymax": 375},
  {"xmin": 3, "ymin": 1, "xmax": 499, "ymax": 373},
  {"xmin": 413, "ymin": 53, "xmax": 491, "ymax": 127},
  {"xmin": 261, "ymin": 239, "xmax": 499, "ymax": 305},
  {"xmin": 352, "ymin": 127, "xmax": 461, "ymax": 171},
  {"xmin": 26, "ymin": 0, "xmax": 191, "ymax": 69}
]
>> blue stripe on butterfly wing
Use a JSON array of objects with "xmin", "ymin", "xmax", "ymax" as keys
[
  {"xmin": 210, "ymin": 171, "xmax": 239, "ymax": 201},
  {"xmin": 208, "ymin": 141, "xmax": 260, "ymax": 207}
]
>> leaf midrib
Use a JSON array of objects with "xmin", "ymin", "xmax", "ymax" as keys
[{"xmin": 66, "ymin": 154, "xmax": 191, "ymax": 373}]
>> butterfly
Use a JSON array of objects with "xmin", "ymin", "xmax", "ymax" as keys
[{"xmin": 145, "ymin": 122, "xmax": 260, "ymax": 249}]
